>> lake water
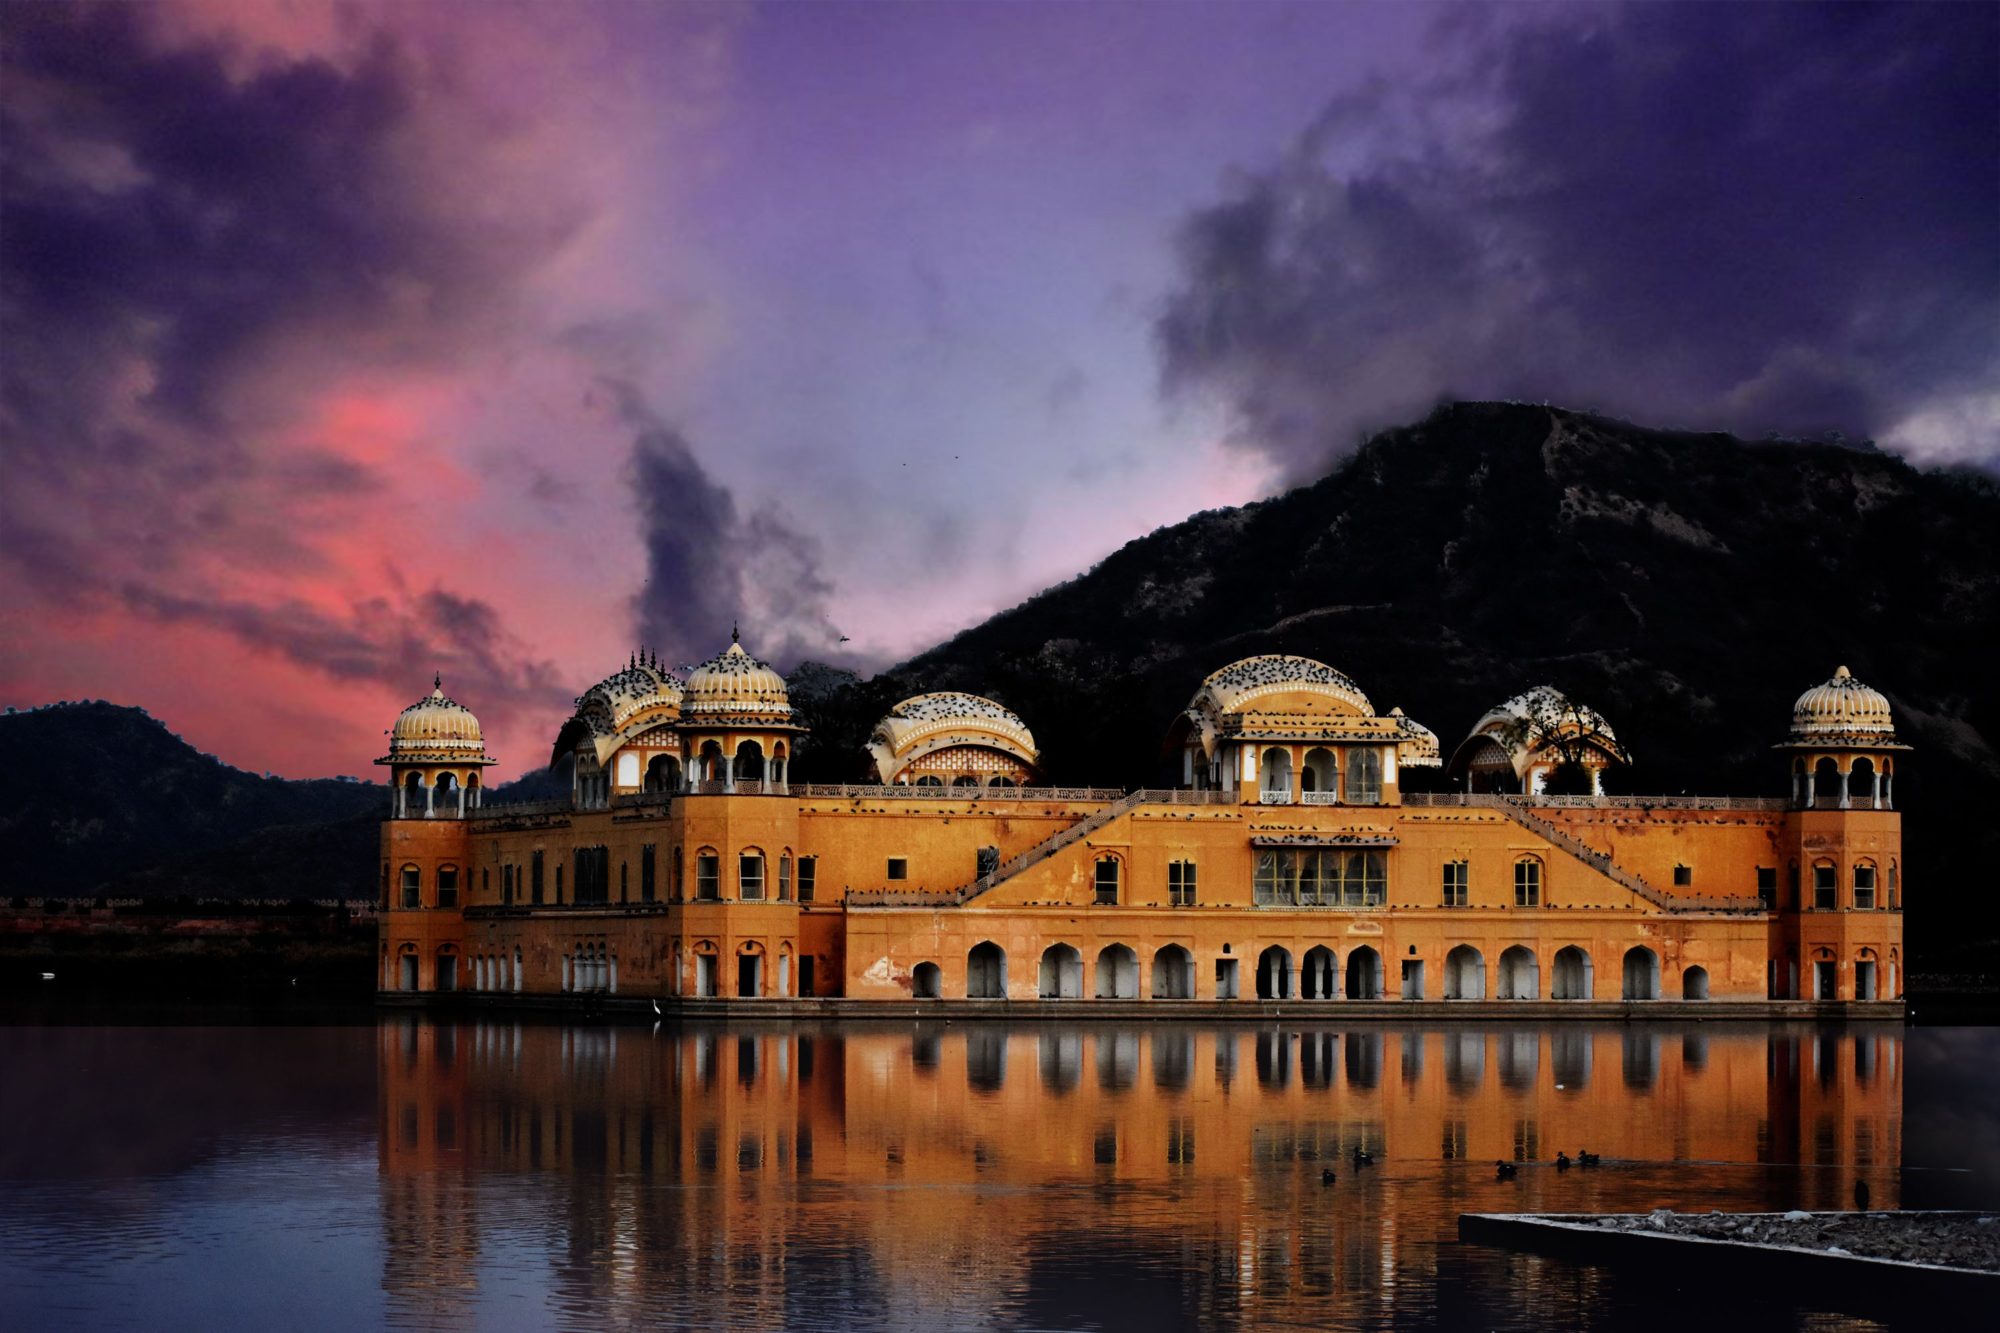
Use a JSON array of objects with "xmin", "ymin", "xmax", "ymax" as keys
[{"xmin": 1, "ymin": 1016, "xmax": 1992, "ymax": 1331}]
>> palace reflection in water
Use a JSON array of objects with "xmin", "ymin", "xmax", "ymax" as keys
[{"xmin": 378, "ymin": 1019, "xmax": 1901, "ymax": 1329}]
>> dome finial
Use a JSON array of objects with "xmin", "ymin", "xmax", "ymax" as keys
[
  {"xmin": 432, "ymin": 672, "xmax": 442, "ymax": 695},
  {"xmin": 1835, "ymin": 664, "xmax": 1851, "ymax": 680},
  {"xmin": 732, "ymin": 621, "xmax": 740, "ymax": 644}
]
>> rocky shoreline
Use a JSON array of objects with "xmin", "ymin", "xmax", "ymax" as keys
[{"xmin": 1517, "ymin": 1209, "xmax": 2000, "ymax": 1273}]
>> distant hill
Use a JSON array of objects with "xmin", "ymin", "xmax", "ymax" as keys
[
  {"xmin": 8, "ymin": 402, "xmax": 1996, "ymax": 964},
  {"xmin": 0, "ymin": 703, "xmax": 388, "ymax": 898}
]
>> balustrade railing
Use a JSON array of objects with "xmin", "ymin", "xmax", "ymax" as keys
[
  {"xmin": 795, "ymin": 784, "xmax": 1124, "ymax": 801},
  {"xmin": 1405, "ymin": 793, "xmax": 1788, "ymax": 813},
  {"xmin": 470, "ymin": 798, "xmax": 572, "ymax": 820}
]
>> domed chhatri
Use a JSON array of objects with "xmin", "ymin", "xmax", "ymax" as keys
[
  {"xmin": 377, "ymin": 676, "xmax": 494, "ymax": 818},
  {"xmin": 1170, "ymin": 654, "xmax": 1440, "ymax": 800},
  {"xmin": 384, "ymin": 677, "xmax": 492, "ymax": 759},
  {"xmin": 681, "ymin": 629, "xmax": 794, "ymax": 722},
  {"xmin": 1446, "ymin": 685, "xmax": 1630, "ymax": 796},
  {"xmin": 1789, "ymin": 665, "xmax": 1898, "ymax": 745},
  {"xmin": 868, "ymin": 692, "xmax": 1039, "ymax": 786},
  {"xmin": 1783, "ymin": 664, "xmax": 1907, "ymax": 811},
  {"xmin": 550, "ymin": 651, "xmax": 687, "ymax": 805}
]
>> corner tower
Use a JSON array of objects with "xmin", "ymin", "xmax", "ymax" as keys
[
  {"xmin": 1782, "ymin": 665, "xmax": 1906, "ymax": 810},
  {"xmin": 376, "ymin": 677, "xmax": 496, "ymax": 818}
]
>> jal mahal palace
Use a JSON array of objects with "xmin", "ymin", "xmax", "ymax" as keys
[{"xmin": 376, "ymin": 636, "xmax": 1906, "ymax": 1015}]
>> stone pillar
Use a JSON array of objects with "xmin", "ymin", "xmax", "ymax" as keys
[
  {"xmin": 1803, "ymin": 770, "xmax": 1815, "ymax": 808},
  {"xmin": 1885, "ymin": 771, "xmax": 1894, "ymax": 809},
  {"xmin": 1838, "ymin": 767, "xmax": 1851, "ymax": 810},
  {"xmin": 424, "ymin": 778, "xmax": 435, "ymax": 817}
]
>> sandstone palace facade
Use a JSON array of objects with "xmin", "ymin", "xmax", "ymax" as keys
[{"xmin": 377, "ymin": 637, "xmax": 1905, "ymax": 1013}]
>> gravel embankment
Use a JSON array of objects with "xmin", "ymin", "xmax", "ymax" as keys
[{"xmin": 1587, "ymin": 1210, "xmax": 2000, "ymax": 1272}]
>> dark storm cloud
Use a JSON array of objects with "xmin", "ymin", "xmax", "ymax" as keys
[
  {"xmin": 1157, "ymin": 2, "xmax": 2000, "ymax": 476},
  {"xmin": 0, "ymin": 3, "xmax": 585, "ymax": 731},
  {"xmin": 610, "ymin": 381, "xmax": 845, "ymax": 671},
  {"xmin": 120, "ymin": 583, "xmax": 570, "ymax": 717},
  {"xmin": 1, "ymin": 5, "xmax": 577, "ymax": 445}
]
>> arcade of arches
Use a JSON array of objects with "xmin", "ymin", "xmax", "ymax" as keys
[{"xmin": 380, "ymin": 648, "xmax": 1904, "ymax": 1008}]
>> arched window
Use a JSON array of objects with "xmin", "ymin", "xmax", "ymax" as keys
[
  {"xmin": 1302, "ymin": 747, "xmax": 1336, "ymax": 798},
  {"xmin": 1444, "ymin": 945, "xmax": 1485, "ymax": 1000},
  {"xmin": 1259, "ymin": 748, "xmax": 1292, "ymax": 801},
  {"xmin": 436, "ymin": 865, "xmax": 458, "ymax": 909},
  {"xmin": 434, "ymin": 771, "xmax": 460, "ymax": 818},
  {"xmin": 916, "ymin": 774, "xmax": 944, "ymax": 787},
  {"xmin": 1094, "ymin": 944, "xmax": 1139, "ymax": 999},
  {"xmin": 1346, "ymin": 748, "xmax": 1383, "ymax": 805},
  {"xmin": 1039, "ymin": 943, "xmax": 1083, "ymax": 999},
  {"xmin": 1093, "ymin": 855, "xmax": 1121, "ymax": 906},
  {"xmin": 1513, "ymin": 857, "xmax": 1541, "ymax": 907},
  {"xmin": 1852, "ymin": 861, "xmax": 1877, "ymax": 910},
  {"xmin": 1888, "ymin": 860, "xmax": 1900, "ymax": 910},
  {"xmin": 739, "ymin": 848, "xmax": 765, "ymax": 901},
  {"xmin": 696, "ymin": 848, "xmax": 720, "ymax": 900},
  {"xmin": 952, "ymin": 775, "xmax": 980, "ymax": 787},
  {"xmin": 1622, "ymin": 946, "xmax": 1660, "ymax": 1000},
  {"xmin": 734, "ymin": 740, "xmax": 765, "ymax": 786},
  {"xmin": 967, "ymin": 942, "xmax": 1007, "ymax": 998},
  {"xmin": 1851, "ymin": 756, "xmax": 1877, "ymax": 808},
  {"xmin": 1812, "ymin": 860, "xmax": 1837, "ymax": 910},
  {"xmin": 778, "ymin": 852, "xmax": 793, "ymax": 901},
  {"xmin": 399, "ymin": 865, "xmax": 421, "ymax": 910}
]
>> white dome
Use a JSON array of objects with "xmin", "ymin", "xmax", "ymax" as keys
[
  {"xmin": 380, "ymin": 678, "xmax": 494, "ymax": 765},
  {"xmin": 681, "ymin": 634, "xmax": 792, "ymax": 721},
  {"xmin": 1789, "ymin": 665, "xmax": 1896, "ymax": 745}
]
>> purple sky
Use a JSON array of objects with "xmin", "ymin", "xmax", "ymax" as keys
[{"xmin": 2, "ymin": 1, "xmax": 1994, "ymax": 778}]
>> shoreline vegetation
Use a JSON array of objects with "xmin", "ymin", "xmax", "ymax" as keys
[{"xmin": 0, "ymin": 900, "xmax": 376, "ymax": 1001}]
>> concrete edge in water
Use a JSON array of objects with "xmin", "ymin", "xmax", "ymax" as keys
[{"xmin": 1458, "ymin": 1211, "xmax": 1997, "ymax": 1310}]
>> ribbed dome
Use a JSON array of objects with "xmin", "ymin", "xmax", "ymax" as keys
[
  {"xmin": 1789, "ymin": 665, "xmax": 1896, "ymax": 744},
  {"xmin": 381, "ymin": 678, "xmax": 493, "ymax": 763},
  {"xmin": 681, "ymin": 635, "xmax": 792, "ymax": 720}
]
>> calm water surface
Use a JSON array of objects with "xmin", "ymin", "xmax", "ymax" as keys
[{"xmin": 1, "ymin": 1017, "xmax": 1994, "ymax": 1331}]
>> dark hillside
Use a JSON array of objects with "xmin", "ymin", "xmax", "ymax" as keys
[{"xmin": 0, "ymin": 703, "xmax": 387, "ymax": 898}]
